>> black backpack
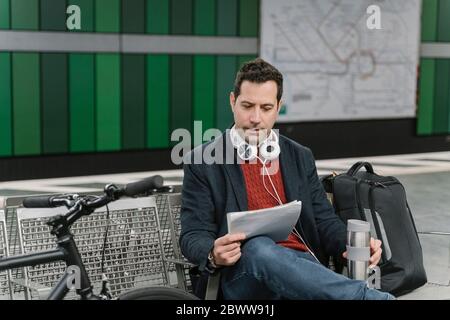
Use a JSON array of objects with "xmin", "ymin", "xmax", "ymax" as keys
[{"xmin": 321, "ymin": 161, "xmax": 427, "ymax": 296}]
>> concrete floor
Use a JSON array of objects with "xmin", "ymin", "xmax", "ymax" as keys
[{"xmin": 395, "ymin": 172, "xmax": 450, "ymax": 299}]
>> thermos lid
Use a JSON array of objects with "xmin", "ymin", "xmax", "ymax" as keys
[{"xmin": 347, "ymin": 219, "xmax": 370, "ymax": 232}]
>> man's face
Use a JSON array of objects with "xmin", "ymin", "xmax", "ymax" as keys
[{"xmin": 230, "ymin": 80, "xmax": 281, "ymax": 143}]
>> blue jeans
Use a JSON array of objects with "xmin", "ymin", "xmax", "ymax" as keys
[{"xmin": 221, "ymin": 236, "xmax": 395, "ymax": 300}]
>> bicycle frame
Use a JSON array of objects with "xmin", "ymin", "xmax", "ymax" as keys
[
  {"xmin": 0, "ymin": 222, "xmax": 102, "ymax": 300},
  {"xmin": 0, "ymin": 205, "xmax": 102, "ymax": 300}
]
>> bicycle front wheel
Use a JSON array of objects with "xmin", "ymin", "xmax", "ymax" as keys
[{"xmin": 117, "ymin": 286, "xmax": 199, "ymax": 300}]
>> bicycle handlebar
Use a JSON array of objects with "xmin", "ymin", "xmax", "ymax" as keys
[
  {"xmin": 22, "ymin": 175, "xmax": 164, "ymax": 209},
  {"xmin": 22, "ymin": 196, "xmax": 66, "ymax": 208},
  {"xmin": 123, "ymin": 175, "xmax": 164, "ymax": 197}
]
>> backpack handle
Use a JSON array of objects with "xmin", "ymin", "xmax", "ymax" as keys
[{"xmin": 347, "ymin": 161, "xmax": 374, "ymax": 176}]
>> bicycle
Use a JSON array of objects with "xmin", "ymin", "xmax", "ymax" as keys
[{"xmin": 0, "ymin": 176, "xmax": 197, "ymax": 300}]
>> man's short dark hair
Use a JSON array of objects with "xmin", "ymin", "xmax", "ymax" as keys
[{"xmin": 233, "ymin": 58, "xmax": 283, "ymax": 102}]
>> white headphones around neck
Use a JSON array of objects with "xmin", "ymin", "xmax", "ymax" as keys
[{"xmin": 230, "ymin": 126, "xmax": 280, "ymax": 162}]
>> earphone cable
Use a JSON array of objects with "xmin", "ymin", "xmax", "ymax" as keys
[
  {"xmin": 292, "ymin": 227, "xmax": 320, "ymax": 263},
  {"xmin": 256, "ymin": 156, "xmax": 283, "ymax": 205},
  {"xmin": 257, "ymin": 156, "xmax": 320, "ymax": 264},
  {"xmin": 262, "ymin": 160, "xmax": 283, "ymax": 204}
]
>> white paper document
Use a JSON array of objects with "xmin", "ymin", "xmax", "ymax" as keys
[{"xmin": 226, "ymin": 201, "xmax": 302, "ymax": 242}]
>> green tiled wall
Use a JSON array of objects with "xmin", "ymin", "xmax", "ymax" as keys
[
  {"xmin": 417, "ymin": 0, "xmax": 450, "ymax": 135},
  {"xmin": 1, "ymin": 0, "xmax": 445, "ymax": 158},
  {"xmin": 0, "ymin": 0, "xmax": 259, "ymax": 157}
]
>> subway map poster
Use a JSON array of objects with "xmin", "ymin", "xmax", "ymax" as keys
[{"xmin": 261, "ymin": 0, "xmax": 421, "ymax": 122}]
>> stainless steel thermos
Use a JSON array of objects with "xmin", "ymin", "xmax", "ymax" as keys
[{"xmin": 347, "ymin": 219, "xmax": 371, "ymax": 281}]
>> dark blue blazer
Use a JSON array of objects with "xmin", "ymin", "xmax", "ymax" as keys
[{"xmin": 180, "ymin": 132, "xmax": 347, "ymax": 271}]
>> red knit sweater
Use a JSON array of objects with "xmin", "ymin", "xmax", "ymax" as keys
[{"xmin": 240, "ymin": 160, "xmax": 307, "ymax": 252}]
